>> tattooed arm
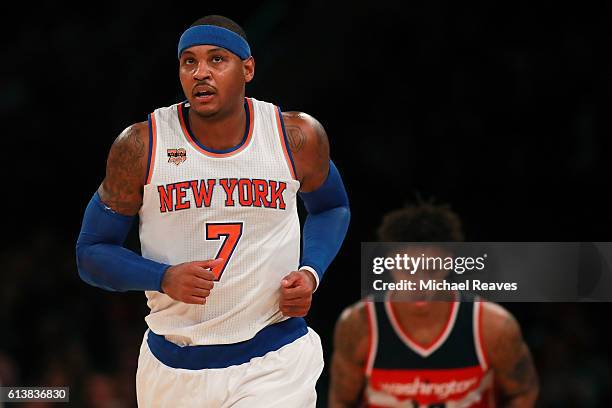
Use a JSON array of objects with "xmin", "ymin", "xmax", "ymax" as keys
[
  {"xmin": 281, "ymin": 112, "xmax": 330, "ymax": 192},
  {"xmin": 277, "ymin": 110, "xmax": 348, "ymax": 296},
  {"xmin": 482, "ymin": 302, "xmax": 539, "ymax": 407},
  {"xmin": 76, "ymin": 121, "xmax": 172, "ymax": 292},
  {"xmin": 77, "ymin": 122, "xmax": 217, "ymax": 297},
  {"xmin": 329, "ymin": 302, "xmax": 370, "ymax": 408},
  {"xmin": 97, "ymin": 122, "xmax": 149, "ymax": 215}
]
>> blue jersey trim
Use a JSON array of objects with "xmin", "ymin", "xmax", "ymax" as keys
[
  {"xmin": 145, "ymin": 113, "xmax": 153, "ymax": 184},
  {"xmin": 276, "ymin": 106, "xmax": 298, "ymax": 179},
  {"xmin": 146, "ymin": 317, "xmax": 308, "ymax": 369},
  {"xmin": 181, "ymin": 99, "xmax": 250, "ymax": 154}
]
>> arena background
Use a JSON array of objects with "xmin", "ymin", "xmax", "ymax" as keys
[{"xmin": 1, "ymin": 1, "xmax": 611, "ymax": 406}]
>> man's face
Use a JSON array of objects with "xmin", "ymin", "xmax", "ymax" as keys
[
  {"xmin": 390, "ymin": 245, "xmax": 452, "ymax": 302},
  {"xmin": 178, "ymin": 45, "xmax": 254, "ymax": 117}
]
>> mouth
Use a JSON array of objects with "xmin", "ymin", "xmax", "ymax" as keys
[
  {"xmin": 193, "ymin": 86, "xmax": 216, "ymax": 102},
  {"xmin": 194, "ymin": 91, "xmax": 215, "ymax": 102}
]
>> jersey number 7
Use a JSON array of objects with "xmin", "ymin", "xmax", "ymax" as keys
[{"xmin": 206, "ymin": 222, "xmax": 243, "ymax": 281}]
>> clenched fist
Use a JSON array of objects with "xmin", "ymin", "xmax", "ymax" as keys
[
  {"xmin": 161, "ymin": 259, "xmax": 224, "ymax": 304},
  {"xmin": 279, "ymin": 270, "xmax": 317, "ymax": 317}
]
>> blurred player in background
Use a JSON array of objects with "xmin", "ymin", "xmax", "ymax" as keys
[
  {"xmin": 76, "ymin": 15, "xmax": 350, "ymax": 407},
  {"xmin": 329, "ymin": 202, "xmax": 538, "ymax": 407}
]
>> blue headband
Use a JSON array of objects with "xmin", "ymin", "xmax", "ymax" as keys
[{"xmin": 178, "ymin": 25, "xmax": 251, "ymax": 60}]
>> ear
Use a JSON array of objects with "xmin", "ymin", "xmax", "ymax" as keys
[{"xmin": 243, "ymin": 56, "xmax": 255, "ymax": 83}]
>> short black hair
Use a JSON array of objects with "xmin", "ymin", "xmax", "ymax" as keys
[
  {"xmin": 377, "ymin": 200, "xmax": 465, "ymax": 242},
  {"xmin": 190, "ymin": 15, "xmax": 248, "ymax": 41}
]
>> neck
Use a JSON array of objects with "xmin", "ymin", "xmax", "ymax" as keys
[{"xmin": 187, "ymin": 99, "xmax": 246, "ymax": 151}]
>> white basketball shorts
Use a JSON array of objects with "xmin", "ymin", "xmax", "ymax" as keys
[{"xmin": 136, "ymin": 328, "xmax": 324, "ymax": 407}]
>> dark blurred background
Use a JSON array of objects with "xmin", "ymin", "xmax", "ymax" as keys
[{"xmin": 1, "ymin": 0, "xmax": 611, "ymax": 406}]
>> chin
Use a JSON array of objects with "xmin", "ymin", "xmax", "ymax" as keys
[
  {"xmin": 405, "ymin": 291, "xmax": 437, "ymax": 303},
  {"xmin": 189, "ymin": 103, "xmax": 220, "ymax": 118}
]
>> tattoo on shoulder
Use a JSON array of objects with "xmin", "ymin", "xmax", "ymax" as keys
[
  {"xmin": 508, "ymin": 351, "xmax": 534, "ymax": 385},
  {"xmin": 285, "ymin": 125, "xmax": 305, "ymax": 153},
  {"xmin": 99, "ymin": 123, "xmax": 147, "ymax": 215},
  {"xmin": 496, "ymin": 313, "xmax": 538, "ymax": 396},
  {"xmin": 501, "ymin": 314, "xmax": 523, "ymax": 354},
  {"xmin": 111, "ymin": 125, "xmax": 146, "ymax": 173}
]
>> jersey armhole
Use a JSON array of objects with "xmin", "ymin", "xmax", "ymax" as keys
[
  {"xmin": 364, "ymin": 300, "xmax": 378, "ymax": 377},
  {"xmin": 473, "ymin": 300, "xmax": 489, "ymax": 371},
  {"xmin": 274, "ymin": 106, "xmax": 298, "ymax": 181},
  {"xmin": 145, "ymin": 112, "xmax": 157, "ymax": 185}
]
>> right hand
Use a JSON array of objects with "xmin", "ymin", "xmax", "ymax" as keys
[{"xmin": 161, "ymin": 259, "xmax": 224, "ymax": 304}]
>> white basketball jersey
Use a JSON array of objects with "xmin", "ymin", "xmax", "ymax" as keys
[{"xmin": 138, "ymin": 97, "xmax": 301, "ymax": 346}]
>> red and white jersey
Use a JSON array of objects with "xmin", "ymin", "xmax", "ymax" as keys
[
  {"xmin": 364, "ymin": 298, "xmax": 494, "ymax": 407},
  {"xmin": 138, "ymin": 97, "xmax": 300, "ymax": 346}
]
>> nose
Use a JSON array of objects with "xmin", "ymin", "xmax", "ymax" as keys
[{"xmin": 193, "ymin": 61, "xmax": 211, "ymax": 81}]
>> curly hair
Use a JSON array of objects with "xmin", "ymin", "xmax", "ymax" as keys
[{"xmin": 377, "ymin": 200, "xmax": 464, "ymax": 242}]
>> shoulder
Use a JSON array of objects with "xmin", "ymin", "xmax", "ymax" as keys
[
  {"xmin": 281, "ymin": 111, "xmax": 330, "ymax": 191},
  {"xmin": 478, "ymin": 302, "xmax": 539, "ymax": 400},
  {"xmin": 98, "ymin": 121, "xmax": 150, "ymax": 215},
  {"xmin": 480, "ymin": 301, "xmax": 524, "ymax": 364},
  {"xmin": 111, "ymin": 121, "xmax": 149, "ymax": 152},
  {"xmin": 282, "ymin": 111, "xmax": 328, "ymax": 152},
  {"xmin": 282, "ymin": 111, "xmax": 327, "ymax": 141},
  {"xmin": 481, "ymin": 301, "xmax": 520, "ymax": 338},
  {"xmin": 106, "ymin": 121, "xmax": 149, "ymax": 172},
  {"xmin": 336, "ymin": 300, "xmax": 369, "ymax": 330},
  {"xmin": 334, "ymin": 300, "xmax": 371, "ymax": 362}
]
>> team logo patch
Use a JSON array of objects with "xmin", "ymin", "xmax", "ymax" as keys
[{"xmin": 167, "ymin": 148, "xmax": 187, "ymax": 165}]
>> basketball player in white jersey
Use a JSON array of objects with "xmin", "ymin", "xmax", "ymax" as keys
[{"xmin": 76, "ymin": 15, "xmax": 350, "ymax": 407}]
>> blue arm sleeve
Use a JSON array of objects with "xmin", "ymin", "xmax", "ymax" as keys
[
  {"xmin": 298, "ymin": 160, "xmax": 350, "ymax": 284},
  {"xmin": 76, "ymin": 192, "xmax": 170, "ymax": 292}
]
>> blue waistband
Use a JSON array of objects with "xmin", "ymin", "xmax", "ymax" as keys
[{"xmin": 146, "ymin": 317, "xmax": 308, "ymax": 369}]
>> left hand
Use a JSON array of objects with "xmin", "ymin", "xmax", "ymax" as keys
[{"xmin": 279, "ymin": 270, "xmax": 316, "ymax": 317}]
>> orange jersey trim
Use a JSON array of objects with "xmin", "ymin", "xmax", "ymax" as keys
[
  {"xmin": 275, "ymin": 107, "xmax": 297, "ymax": 180},
  {"xmin": 477, "ymin": 301, "xmax": 489, "ymax": 370},
  {"xmin": 178, "ymin": 98, "xmax": 254, "ymax": 158}
]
